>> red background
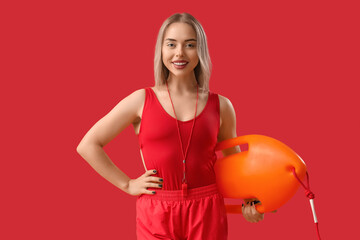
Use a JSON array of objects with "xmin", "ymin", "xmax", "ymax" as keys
[{"xmin": 1, "ymin": 0, "xmax": 359, "ymax": 239}]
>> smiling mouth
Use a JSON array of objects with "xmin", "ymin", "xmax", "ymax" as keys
[
  {"xmin": 172, "ymin": 62, "xmax": 188, "ymax": 66},
  {"xmin": 172, "ymin": 62, "xmax": 188, "ymax": 69}
]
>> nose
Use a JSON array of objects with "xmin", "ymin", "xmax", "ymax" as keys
[{"xmin": 175, "ymin": 45, "xmax": 184, "ymax": 57}]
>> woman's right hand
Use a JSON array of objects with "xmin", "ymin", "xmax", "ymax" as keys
[{"xmin": 124, "ymin": 169, "xmax": 163, "ymax": 196}]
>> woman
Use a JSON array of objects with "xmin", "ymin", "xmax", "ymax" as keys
[{"xmin": 77, "ymin": 12, "xmax": 264, "ymax": 240}]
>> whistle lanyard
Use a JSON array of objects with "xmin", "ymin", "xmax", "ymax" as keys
[{"xmin": 166, "ymin": 81, "xmax": 199, "ymax": 198}]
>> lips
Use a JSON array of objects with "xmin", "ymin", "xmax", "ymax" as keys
[
  {"xmin": 172, "ymin": 60, "xmax": 188, "ymax": 63},
  {"xmin": 172, "ymin": 61, "xmax": 188, "ymax": 69}
]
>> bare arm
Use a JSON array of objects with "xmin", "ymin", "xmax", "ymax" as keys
[
  {"xmin": 76, "ymin": 89, "xmax": 146, "ymax": 194},
  {"xmin": 217, "ymin": 94, "xmax": 241, "ymax": 156}
]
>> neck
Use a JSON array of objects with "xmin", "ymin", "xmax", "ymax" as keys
[{"xmin": 166, "ymin": 72, "xmax": 198, "ymax": 94}]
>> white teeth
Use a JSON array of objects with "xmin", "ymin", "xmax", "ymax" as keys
[{"xmin": 173, "ymin": 62, "xmax": 187, "ymax": 65}]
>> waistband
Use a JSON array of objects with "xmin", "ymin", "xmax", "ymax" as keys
[{"xmin": 138, "ymin": 183, "xmax": 221, "ymax": 201}]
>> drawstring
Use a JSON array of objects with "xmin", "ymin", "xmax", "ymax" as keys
[{"xmin": 292, "ymin": 168, "xmax": 321, "ymax": 240}]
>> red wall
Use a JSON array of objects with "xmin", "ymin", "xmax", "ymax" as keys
[{"xmin": 1, "ymin": 0, "xmax": 359, "ymax": 239}]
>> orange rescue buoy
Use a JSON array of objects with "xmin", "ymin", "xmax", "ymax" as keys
[{"xmin": 215, "ymin": 134, "xmax": 307, "ymax": 214}]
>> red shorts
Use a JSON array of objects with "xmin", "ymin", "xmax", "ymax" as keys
[{"xmin": 136, "ymin": 183, "xmax": 228, "ymax": 240}]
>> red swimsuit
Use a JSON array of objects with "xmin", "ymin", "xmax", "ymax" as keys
[{"xmin": 136, "ymin": 87, "xmax": 228, "ymax": 240}]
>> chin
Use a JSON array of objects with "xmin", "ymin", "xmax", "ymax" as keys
[{"xmin": 172, "ymin": 71, "xmax": 192, "ymax": 77}]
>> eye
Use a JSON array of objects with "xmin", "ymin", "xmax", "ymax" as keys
[
  {"xmin": 167, "ymin": 43, "xmax": 175, "ymax": 47},
  {"xmin": 186, "ymin": 43, "xmax": 195, "ymax": 48}
]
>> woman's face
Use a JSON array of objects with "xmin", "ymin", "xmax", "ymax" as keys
[{"xmin": 162, "ymin": 22, "xmax": 199, "ymax": 79}]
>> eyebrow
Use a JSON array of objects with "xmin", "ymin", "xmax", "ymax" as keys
[{"xmin": 165, "ymin": 38, "xmax": 197, "ymax": 42}]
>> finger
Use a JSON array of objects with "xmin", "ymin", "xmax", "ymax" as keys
[
  {"xmin": 145, "ymin": 169, "xmax": 158, "ymax": 176},
  {"xmin": 146, "ymin": 176, "xmax": 164, "ymax": 183},
  {"xmin": 243, "ymin": 203, "xmax": 253, "ymax": 223},
  {"xmin": 253, "ymin": 200, "xmax": 261, "ymax": 205},
  {"xmin": 245, "ymin": 202, "xmax": 252, "ymax": 216},
  {"xmin": 244, "ymin": 204, "xmax": 253, "ymax": 222},
  {"xmin": 249, "ymin": 202, "xmax": 258, "ymax": 222},
  {"xmin": 242, "ymin": 204, "xmax": 246, "ymax": 217},
  {"xmin": 251, "ymin": 201, "xmax": 257, "ymax": 213},
  {"xmin": 144, "ymin": 189, "xmax": 157, "ymax": 195},
  {"xmin": 146, "ymin": 182, "xmax": 163, "ymax": 188}
]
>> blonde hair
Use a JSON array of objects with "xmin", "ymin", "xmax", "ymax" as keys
[{"xmin": 154, "ymin": 13, "xmax": 212, "ymax": 93}]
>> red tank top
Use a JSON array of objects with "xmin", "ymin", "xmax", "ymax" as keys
[{"xmin": 138, "ymin": 87, "xmax": 220, "ymax": 191}]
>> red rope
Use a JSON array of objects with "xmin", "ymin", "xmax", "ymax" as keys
[
  {"xmin": 291, "ymin": 168, "xmax": 321, "ymax": 240},
  {"xmin": 166, "ymin": 81, "xmax": 198, "ymax": 187}
]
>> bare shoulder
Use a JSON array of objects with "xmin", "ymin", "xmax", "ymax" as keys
[
  {"xmin": 127, "ymin": 88, "xmax": 146, "ymax": 119},
  {"xmin": 217, "ymin": 94, "xmax": 236, "ymax": 125},
  {"xmin": 218, "ymin": 94, "xmax": 236, "ymax": 112},
  {"xmin": 218, "ymin": 94, "xmax": 231, "ymax": 108},
  {"xmin": 111, "ymin": 88, "xmax": 146, "ymax": 121}
]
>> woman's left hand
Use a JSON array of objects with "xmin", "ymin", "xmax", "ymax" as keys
[{"xmin": 242, "ymin": 199, "xmax": 265, "ymax": 223}]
